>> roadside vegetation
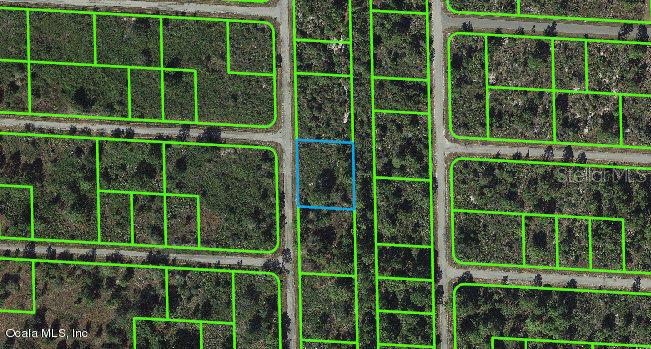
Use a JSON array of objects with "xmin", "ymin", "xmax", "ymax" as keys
[
  {"xmin": 452, "ymin": 158, "xmax": 651, "ymax": 271},
  {"xmin": 449, "ymin": 30, "xmax": 651, "ymax": 145},
  {"xmin": 0, "ymin": 134, "xmax": 278, "ymax": 251},
  {"xmin": 448, "ymin": 0, "xmax": 647, "ymax": 20},
  {"xmin": 455, "ymin": 284, "xmax": 651, "ymax": 348},
  {"xmin": 0, "ymin": 261, "xmax": 280, "ymax": 348},
  {"xmin": 0, "ymin": 8, "xmax": 276, "ymax": 125}
]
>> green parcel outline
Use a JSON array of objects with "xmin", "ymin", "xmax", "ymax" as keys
[
  {"xmin": 449, "ymin": 156, "xmax": 651, "ymax": 276},
  {"xmin": 0, "ymin": 256, "xmax": 283, "ymax": 349},
  {"xmin": 369, "ymin": 0, "xmax": 437, "ymax": 348},
  {"xmin": 447, "ymin": 31, "xmax": 651, "ymax": 150},
  {"xmin": 445, "ymin": 0, "xmax": 651, "ymax": 25},
  {"xmin": 452, "ymin": 282, "xmax": 651, "ymax": 349},
  {"xmin": 0, "ymin": 5, "xmax": 277, "ymax": 129},
  {"xmin": 292, "ymin": 0, "xmax": 360, "ymax": 346},
  {"xmin": 0, "ymin": 131, "xmax": 281, "ymax": 255}
]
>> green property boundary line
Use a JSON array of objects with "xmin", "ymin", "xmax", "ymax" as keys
[
  {"xmin": 492, "ymin": 336, "xmax": 651, "ymax": 349},
  {"xmin": 0, "ymin": 256, "xmax": 282, "ymax": 349},
  {"xmin": 0, "ymin": 131, "xmax": 281, "ymax": 255},
  {"xmin": 0, "ymin": 5, "xmax": 277, "ymax": 129},
  {"xmin": 445, "ymin": 0, "xmax": 651, "ymax": 24},
  {"xmin": 447, "ymin": 31, "xmax": 651, "ymax": 150},
  {"xmin": 292, "ymin": 0, "xmax": 360, "ymax": 347},
  {"xmin": 452, "ymin": 283, "xmax": 651, "ymax": 349},
  {"xmin": 370, "ymin": 1, "xmax": 436, "ymax": 348},
  {"xmin": 291, "ymin": 0, "xmax": 355, "ymax": 141},
  {"xmin": 449, "ymin": 157, "xmax": 651, "ymax": 275}
]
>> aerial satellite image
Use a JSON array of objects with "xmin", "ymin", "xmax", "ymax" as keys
[{"xmin": 0, "ymin": 0, "xmax": 649, "ymax": 348}]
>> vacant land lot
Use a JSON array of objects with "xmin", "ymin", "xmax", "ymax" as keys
[
  {"xmin": 454, "ymin": 283, "xmax": 651, "ymax": 348},
  {"xmin": 0, "ymin": 7, "xmax": 277, "ymax": 127},
  {"xmin": 0, "ymin": 133, "xmax": 279, "ymax": 253},
  {"xmin": 451, "ymin": 157, "xmax": 651, "ymax": 273},
  {"xmin": 447, "ymin": 0, "xmax": 647, "ymax": 21},
  {"xmin": 449, "ymin": 32, "xmax": 651, "ymax": 148},
  {"xmin": 0, "ymin": 259, "xmax": 281, "ymax": 348},
  {"xmin": 298, "ymin": 209, "xmax": 354, "ymax": 275},
  {"xmin": 297, "ymin": 142, "xmax": 353, "ymax": 209}
]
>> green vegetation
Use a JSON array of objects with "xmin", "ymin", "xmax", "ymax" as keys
[
  {"xmin": 0, "ymin": 133, "xmax": 279, "ymax": 253},
  {"xmin": 30, "ymin": 12, "xmax": 94, "ymax": 62},
  {"xmin": 0, "ymin": 187, "xmax": 31, "ymax": 237},
  {"xmin": 378, "ymin": 279, "xmax": 431, "ymax": 313},
  {"xmin": 96, "ymin": 16, "xmax": 160, "ymax": 66},
  {"xmin": 2, "ymin": 263, "xmax": 166, "ymax": 347},
  {"xmin": 379, "ymin": 312, "xmax": 432, "ymax": 346},
  {"xmin": 132, "ymin": 195, "xmax": 166, "ymax": 245},
  {"xmin": 202, "ymin": 323, "xmax": 233, "ymax": 348},
  {"xmin": 370, "ymin": 2, "xmax": 435, "ymax": 348},
  {"xmin": 372, "ymin": 0, "xmax": 427, "ymax": 11},
  {"xmin": 136, "ymin": 320, "xmax": 201, "ymax": 348},
  {"xmin": 490, "ymin": 89, "xmax": 553, "ymax": 141},
  {"xmin": 374, "ymin": 79, "xmax": 428, "ymax": 112},
  {"xmin": 235, "ymin": 274, "xmax": 281, "ymax": 348},
  {"xmin": 448, "ymin": 0, "xmax": 516, "ymax": 14},
  {"xmin": 301, "ymin": 276, "xmax": 356, "ymax": 341},
  {"xmin": 376, "ymin": 179, "xmax": 430, "ymax": 245},
  {"xmin": 99, "ymin": 141, "xmax": 162, "ymax": 192},
  {"xmin": 162, "ymin": 18, "xmax": 274, "ymax": 125},
  {"xmin": 165, "ymin": 144, "xmax": 278, "ymax": 251},
  {"xmin": 130, "ymin": 69, "xmax": 162, "ymax": 119},
  {"xmin": 556, "ymin": 93, "xmax": 619, "ymax": 144},
  {"xmin": 375, "ymin": 113, "xmax": 429, "ymax": 178},
  {"xmin": 32, "ymin": 65, "xmax": 129, "ymax": 117},
  {"xmin": 0, "ymin": 10, "xmax": 26, "ymax": 59},
  {"xmin": 299, "ymin": 209, "xmax": 354, "ymax": 275},
  {"xmin": 296, "ymin": 76, "xmax": 352, "ymax": 140},
  {"xmin": 0, "ymin": 63, "xmax": 28, "ymax": 112},
  {"xmin": 447, "ymin": 0, "xmax": 647, "ymax": 20},
  {"xmin": 293, "ymin": 0, "xmax": 360, "ymax": 347},
  {"xmin": 304, "ymin": 343, "xmax": 354, "ymax": 349},
  {"xmin": 449, "ymin": 34, "xmax": 486, "ymax": 137},
  {"xmin": 454, "ymin": 284, "xmax": 651, "ymax": 348},
  {"xmin": 0, "ymin": 261, "xmax": 32, "ymax": 311},
  {"xmin": 555, "ymin": 40, "xmax": 585, "ymax": 90},
  {"xmin": 449, "ymin": 32, "xmax": 651, "ymax": 146},
  {"xmin": 229, "ymin": 22, "xmax": 274, "ymax": 73},
  {"xmin": 294, "ymin": 0, "xmax": 349, "ymax": 40},
  {"xmin": 0, "ymin": 136, "xmax": 97, "ymax": 241},
  {"xmin": 623, "ymin": 96, "xmax": 651, "ymax": 146},
  {"xmin": 0, "ymin": 260, "xmax": 280, "ymax": 348},
  {"xmin": 451, "ymin": 158, "xmax": 651, "ymax": 272},
  {"xmin": 372, "ymin": 12, "xmax": 427, "ymax": 78},
  {"xmin": 298, "ymin": 142, "xmax": 353, "ymax": 208},
  {"xmin": 0, "ymin": 8, "xmax": 277, "ymax": 127},
  {"xmin": 377, "ymin": 246, "xmax": 431, "ymax": 279},
  {"xmin": 488, "ymin": 36, "xmax": 551, "ymax": 88},
  {"xmin": 100, "ymin": 193, "xmax": 132, "ymax": 243},
  {"xmin": 296, "ymin": 41, "xmax": 350, "ymax": 75}
]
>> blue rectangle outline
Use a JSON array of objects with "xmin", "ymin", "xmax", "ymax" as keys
[{"xmin": 295, "ymin": 139, "xmax": 357, "ymax": 211}]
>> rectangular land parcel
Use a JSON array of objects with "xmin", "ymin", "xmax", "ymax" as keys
[
  {"xmin": 0, "ymin": 132, "xmax": 280, "ymax": 254},
  {"xmin": 292, "ymin": 0, "xmax": 360, "ymax": 348},
  {"xmin": 453, "ymin": 283, "xmax": 651, "ymax": 349},
  {"xmin": 0, "ymin": 6, "xmax": 277, "ymax": 128},
  {"xmin": 446, "ymin": 0, "xmax": 648, "ymax": 22},
  {"xmin": 0, "ymin": 257, "xmax": 282, "ymax": 348},
  {"xmin": 450, "ymin": 157, "xmax": 651, "ymax": 274},
  {"xmin": 448, "ymin": 32, "xmax": 651, "ymax": 150},
  {"xmin": 370, "ymin": 1, "xmax": 436, "ymax": 348}
]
